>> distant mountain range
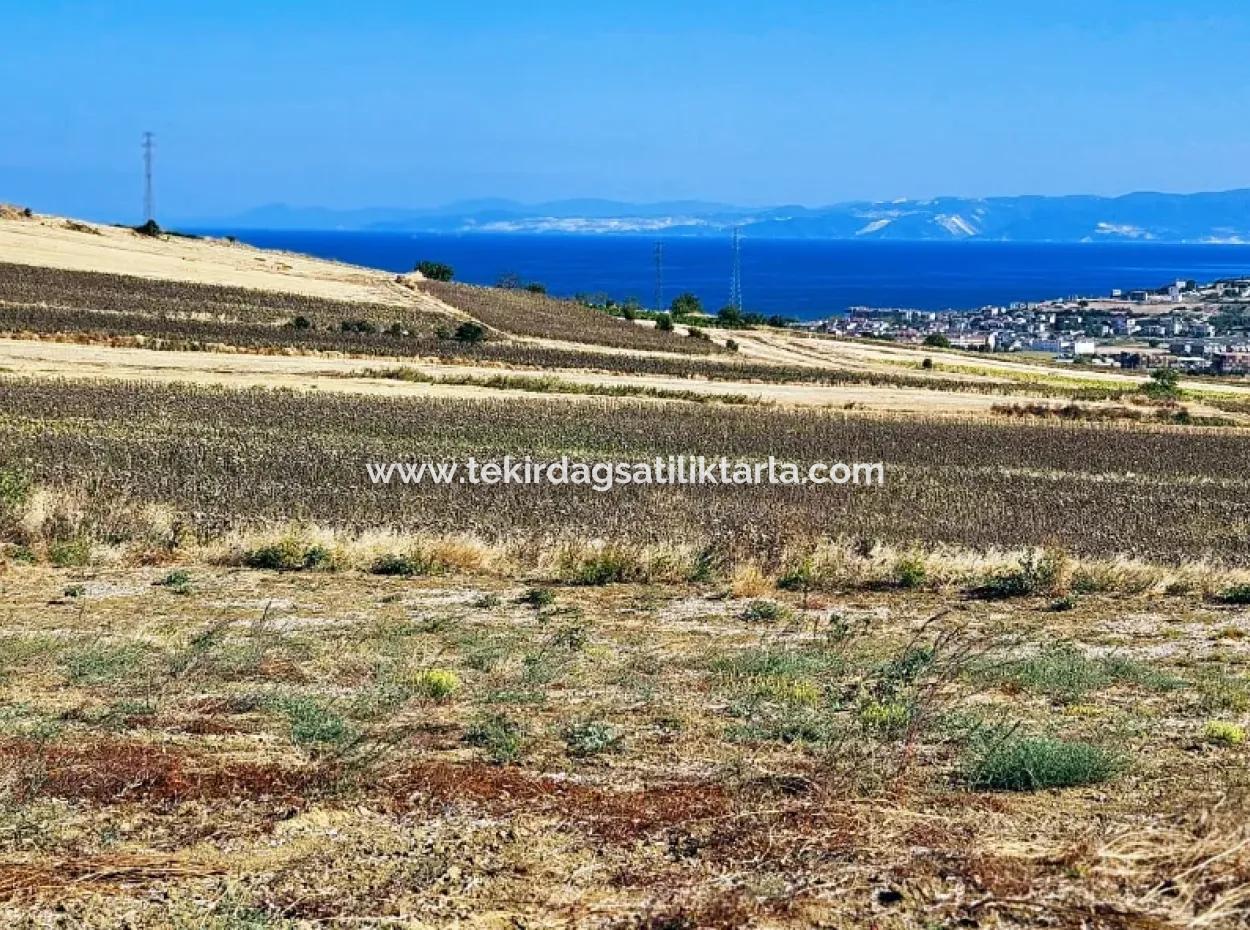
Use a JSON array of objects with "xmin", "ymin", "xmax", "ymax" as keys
[{"xmin": 197, "ymin": 190, "xmax": 1250, "ymax": 243}]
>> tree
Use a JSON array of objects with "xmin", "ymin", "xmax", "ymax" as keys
[
  {"xmin": 654, "ymin": 313, "xmax": 674, "ymax": 332},
  {"xmin": 718, "ymin": 305, "xmax": 745, "ymax": 327},
  {"xmin": 453, "ymin": 321, "xmax": 487, "ymax": 345},
  {"xmin": 1144, "ymin": 366, "xmax": 1182, "ymax": 400},
  {"xmin": 524, "ymin": 282, "xmax": 547, "ymax": 294},
  {"xmin": 923, "ymin": 333, "xmax": 951, "ymax": 348},
  {"xmin": 415, "ymin": 260, "xmax": 454, "ymax": 282},
  {"xmin": 669, "ymin": 292, "xmax": 702, "ymax": 316}
]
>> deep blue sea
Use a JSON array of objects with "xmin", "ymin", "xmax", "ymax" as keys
[{"xmin": 193, "ymin": 229, "xmax": 1250, "ymax": 321}]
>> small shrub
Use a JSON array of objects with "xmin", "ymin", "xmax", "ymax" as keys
[
  {"xmin": 1050, "ymin": 594, "xmax": 1078, "ymax": 612},
  {"xmin": 411, "ymin": 668, "xmax": 460, "ymax": 701},
  {"xmin": 739, "ymin": 599, "xmax": 790, "ymax": 623},
  {"xmin": 893, "ymin": 555, "xmax": 927, "ymax": 589},
  {"xmin": 550, "ymin": 623, "xmax": 589, "ymax": 651},
  {"xmin": 62, "ymin": 584, "xmax": 86, "ymax": 598},
  {"xmin": 858, "ymin": 700, "xmax": 913, "ymax": 737},
  {"xmin": 453, "ymin": 321, "xmax": 487, "ymax": 345},
  {"xmin": 1214, "ymin": 584, "xmax": 1250, "ymax": 605},
  {"xmin": 565, "ymin": 548, "xmax": 634, "ymax": 585},
  {"xmin": 1195, "ymin": 673, "xmax": 1250, "ymax": 713},
  {"xmin": 156, "ymin": 569, "xmax": 192, "ymax": 594},
  {"xmin": 0, "ymin": 466, "xmax": 32, "ymax": 512},
  {"xmin": 279, "ymin": 697, "xmax": 356, "ymax": 755},
  {"xmin": 654, "ymin": 313, "xmax": 674, "ymax": 332},
  {"xmin": 472, "ymin": 592, "xmax": 502, "ymax": 609},
  {"xmin": 967, "ymin": 735, "xmax": 1124, "ymax": 791},
  {"xmin": 47, "ymin": 538, "xmax": 92, "ymax": 568},
  {"xmin": 1202, "ymin": 721, "xmax": 1246, "ymax": 746},
  {"xmin": 518, "ymin": 587, "xmax": 555, "ymax": 608},
  {"xmin": 370, "ymin": 552, "xmax": 432, "ymax": 577},
  {"xmin": 562, "ymin": 720, "xmax": 622, "ymax": 757},
  {"xmin": 971, "ymin": 549, "xmax": 1070, "ymax": 600},
  {"xmin": 465, "ymin": 713, "xmax": 525, "ymax": 763},
  {"xmin": 6, "ymin": 545, "xmax": 36, "ymax": 565},
  {"xmin": 242, "ymin": 537, "xmax": 332, "ymax": 572}
]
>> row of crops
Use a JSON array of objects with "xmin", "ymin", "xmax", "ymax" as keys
[
  {"xmin": 2, "ymin": 377, "xmax": 1246, "ymax": 563},
  {"xmin": 416, "ymin": 279, "xmax": 727, "ymax": 355},
  {"xmin": 0, "ymin": 263, "xmax": 1142, "ymax": 397}
]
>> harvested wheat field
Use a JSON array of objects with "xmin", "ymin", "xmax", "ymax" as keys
[{"xmin": 0, "ymin": 214, "xmax": 1249, "ymax": 927}]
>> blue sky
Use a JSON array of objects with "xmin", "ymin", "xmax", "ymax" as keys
[{"xmin": 3, "ymin": 1, "xmax": 1249, "ymax": 222}]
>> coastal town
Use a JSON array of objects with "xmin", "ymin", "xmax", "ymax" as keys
[{"xmin": 799, "ymin": 276, "xmax": 1250, "ymax": 374}]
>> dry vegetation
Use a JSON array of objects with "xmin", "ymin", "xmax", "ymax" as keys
[
  {"xmin": 415, "ymin": 279, "xmax": 728, "ymax": 355},
  {"xmin": 2, "ymin": 377, "xmax": 1249, "ymax": 564},
  {"xmin": 0, "ymin": 252, "xmax": 1248, "ymax": 926}
]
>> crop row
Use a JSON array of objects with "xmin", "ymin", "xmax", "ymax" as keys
[
  {"xmin": 1, "ymin": 378, "xmax": 1247, "ymax": 563},
  {"xmin": 416, "ymin": 279, "xmax": 727, "ymax": 355}
]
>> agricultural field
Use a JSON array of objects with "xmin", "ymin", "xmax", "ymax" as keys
[{"xmin": 0, "ymin": 218, "xmax": 1248, "ymax": 927}]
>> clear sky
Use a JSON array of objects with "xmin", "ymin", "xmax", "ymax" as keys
[{"xmin": 3, "ymin": 0, "xmax": 1249, "ymax": 222}]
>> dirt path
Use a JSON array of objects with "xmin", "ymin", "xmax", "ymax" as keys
[{"xmin": 0, "ymin": 337, "xmax": 1063, "ymax": 414}]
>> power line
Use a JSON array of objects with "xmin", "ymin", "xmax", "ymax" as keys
[
  {"xmin": 653, "ymin": 240, "xmax": 664, "ymax": 311},
  {"xmin": 728, "ymin": 226, "xmax": 742, "ymax": 311},
  {"xmin": 142, "ymin": 132, "xmax": 155, "ymax": 222}
]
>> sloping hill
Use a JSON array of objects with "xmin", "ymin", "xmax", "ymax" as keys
[{"xmin": 415, "ymin": 279, "xmax": 729, "ymax": 355}]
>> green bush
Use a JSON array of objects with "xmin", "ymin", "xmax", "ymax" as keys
[
  {"xmin": 562, "ymin": 720, "xmax": 622, "ymax": 757},
  {"xmin": 0, "ymin": 466, "xmax": 31, "ymax": 513},
  {"xmin": 967, "ymin": 735, "xmax": 1125, "ymax": 791},
  {"xmin": 279, "ymin": 697, "xmax": 356, "ymax": 754},
  {"xmin": 48, "ymin": 538, "xmax": 91, "ymax": 568},
  {"xmin": 156, "ymin": 569, "xmax": 192, "ymax": 594},
  {"xmin": 739, "ymin": 599, "xmax": 790, "ymax": 623},
  {"xmin": 564, "ymin": 548, "xmax": 633, "ymax": 585},
  {"xmin": 1214, "ymin": 584, "xmax": 1250, "ymax": 605},
  {"xmin": 654, "ymin": 313, "xmax": 674, "ymax": 332},
  {"xmin": 415, "ymin": 260, "xmax": 454, "ymax": 282},
  {"xmin": 518, "ymin": 587, "xmax": 555, "ymax": 608},
  {"xmin": 370, "ymin": 552, "xmax": 436, "ymax": 577},
  {"xmin": 465, "ymin": 713, "xmax": 525, "ymax": 763},
  {"xmin": 893, "ymin": 555, "xmax": 927, "ymax": 589},
  {"xmin": 242, "ymin": 538, "xmax": 332, "ymax": 572},
  {"xmin": 453, "ymin": 321, "xmax": 487, "ymax": 345}
]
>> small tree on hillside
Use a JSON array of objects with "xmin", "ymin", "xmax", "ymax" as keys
[
  {"xmin": 923, "ymin": 333, "xmax": 951, "ymax": 348},
  {"xmin": 655, "ymin": 313, "xmax": 675, "ymax": 332},
  {"xmin": 453, "ymin": 321, "xmax": 487, "ymax": 345},
  {"xmin": 415, "ymin": 260, "xmax": 454, "ymax": 281},
  {"xmin": 670, "ymin": 292, "xmax": 702, "ymax": 316}
]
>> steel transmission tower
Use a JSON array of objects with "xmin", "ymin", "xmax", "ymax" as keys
[
  {"xmin": 728, "ymin": 226, "xmax": 743, "ymax": 311},
  {"xmin": 653, "ymin": 241, "xmax": 664, "ymax": 311},
  {"xmin": 142, "ymin": 132, "xmax": 155, "ymax": 222}
]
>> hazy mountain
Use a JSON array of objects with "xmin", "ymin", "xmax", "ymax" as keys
[{"xmin": 199, "ymin": 190, "xmax": 1250, "ymax": 243}]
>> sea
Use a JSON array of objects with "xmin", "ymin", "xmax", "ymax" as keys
[{"xmin": 192, "ymin": 229, "xmax": 1250, "ymax": 322}]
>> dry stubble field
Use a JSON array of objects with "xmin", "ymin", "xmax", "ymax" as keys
[{"xmin": 0, "ymin": 213, "xmax": 1248, "ymax": 928}]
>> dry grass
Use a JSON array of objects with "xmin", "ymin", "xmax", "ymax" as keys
[{"xmin": 0, "ymin": 558, "xmax": 1244, "ymax": 925}]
